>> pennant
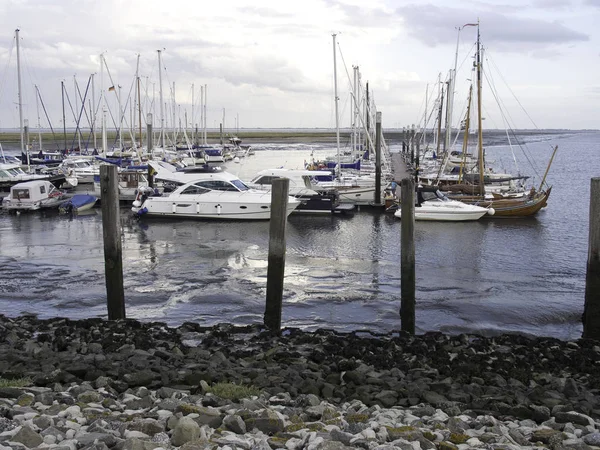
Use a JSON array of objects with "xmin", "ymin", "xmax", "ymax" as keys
[
  {"xmin": 108, "ymin": 86, "xmax": 115, "ymax": 92},
  {"xmin": 462, "ymin": 23, "xmax": 478, "ymax": 27}
]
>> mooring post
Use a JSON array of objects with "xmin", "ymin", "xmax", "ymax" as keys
[
  {"xmin": 415, "ymin": 139, "xmax": 420, "ymax": 184},
  {"xmin": 264, "ymin": 178, "xmax": 290, "ymax": 333},
  {"xmin": 147, "ymin": 113, "xmax": 153, "ymax": 152},
  {"xmin": 375, "ymin": 111, "xmax": 382, "ymax": 206},
  {"xmin": 583, "ymin": 177, "xmax": 600, "ymax": 339},
  {"xmin": 400, "ymin": 178, "xmax": 416, "ymax": 334},
  {"xmin": 402, "ymin": 127, "xmax": 407, "ymax": 156},
  {"xmin": 410, "ymin": 125, "xmax": 415, "ymax": 166},
  {"xmin": 100, "ymin": 164, "xmax": 126, "ymax": 320},
  {"xmin": 146, "ymin": 115, "xmax": 154, "ymax": 188}
]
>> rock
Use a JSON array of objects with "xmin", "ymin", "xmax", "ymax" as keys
[
  {"xmin": 171, "ymin": 416, "xmax": 201, "ymax": 446},
  {"xmin": 10, "ymin": 425, "xmax": 44, "ymax": 448}
]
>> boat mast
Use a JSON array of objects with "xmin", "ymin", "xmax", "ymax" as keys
[
  {"xmin": 15, "ymin": 29, "xmax": 26, "ymax": 158},
  {"xmin": 157, "ymin": 49, "xmax": 165, "ymax": 149},
  {"xmin": 61, "ymin": 81, "xmax": 67, "ymax": 153},
  {"xmin": 135, "ymin": 54, "xmax": 142, "ymax": 150},
  {"xmin": 204, "ymin": 84, "xmax": 207, "ymax": 144},
  {"xmin": 35, "ymin": 85, "xmax": 43, "ymax": 151},
  {"xmin": 443, "ymin": 27, "xmax": 461, "ymax": 155},
  {"xmin": 91, "ymin": 73, "xmax": 97, "ymax": 151},
  {"xmin": 332, "ymin": 33, "xmax": 341, "ymax": 178},
  {"xmin": 475, "ymin": 22, "xmax": 485, "ymax": 196},
  {"xmin": 458, "ymin": 82, "xmax": 473, "ymax": 183},
  {"xmin": 100, "ymin": 53, "xmax": 107, "ymax": 157}
]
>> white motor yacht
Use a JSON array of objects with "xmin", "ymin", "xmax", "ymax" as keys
[
  {"xmin": 394, "ymin": 186, "xmax": 494, "ymax": 221},
  {"xmin": 133, "ymin": 162, "xmax": 301, "ymax": 220}
]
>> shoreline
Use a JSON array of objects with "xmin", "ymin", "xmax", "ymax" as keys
[{"xmin": 0, "ymin": 314, "xmax": 599, "ymax": 448}]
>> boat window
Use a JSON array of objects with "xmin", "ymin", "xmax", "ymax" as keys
[
  {"xmin": 197, "ymin": 180, "xmax": 240, "ymax": 191},
  {"xmin": 40, "ymin": 185, "xmax": 46, "ymax": 194},
  {"xmin": 254, "ymin": 176, "xmax": 273, "ymax": 186},
  {"xmin": 13, "ymin": 189, "xmax": 30, "ymax": 199},
  {"xmin": 420, "ymin": 191, "xmax": 438, "ymax": 202},
  {"xmin": 181, "ymin": 185, "xmax": 210, "ymax": 195},
  {"xmin": 230, "ymin": 179, "xmax": 249, "ymax": 191}
]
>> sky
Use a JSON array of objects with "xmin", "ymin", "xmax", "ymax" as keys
[{"xmin": 0, "ymin": 0, "xmax": 598, "ymax": 133}]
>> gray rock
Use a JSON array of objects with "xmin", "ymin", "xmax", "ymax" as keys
[
  {"xmin": 223, "ymin": 413, "xmax": 247, "ymax": 434},
  {"xmin": 583, "ymin": 432, "xmax": 600, "ymax": 446},
  {"xmin": 171, "ymin": 416, "xmax": 201, "ymax": 446},
  {"xmin": 10, "ymin": 425, "xmax": 43, "ymax": 448}
]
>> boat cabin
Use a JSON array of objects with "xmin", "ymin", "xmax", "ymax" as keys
[{"xmin": 2, "ymin": 180, "xmax": 63, "ymax": 211}]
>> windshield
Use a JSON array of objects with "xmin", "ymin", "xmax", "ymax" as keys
[{"xmin": 231, "ymin": 179, "xmax": 249, "ymax": 191}]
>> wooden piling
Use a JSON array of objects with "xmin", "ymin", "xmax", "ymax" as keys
[
  {"xmin": 415, "ymin": 140, "xmax": 420, "ymax": 183},
  {"xmin": 264, "ymin": 178, "xmax": 290, "ymax": 333},
  {"xmin": 100, "ymin": 164, "xmax": 126, "ymax": 320},
  {"xmin": 583, "ymin": 177, "xmax": 600, "ymax": 339},
  {"xmin": 147, "ymin": 114, "xmax": 153, "ymax": 152},
  {"xmin": 400, "ymin": 178, "xmax": 416, "ymax": 334},
  {"xmin": 374, "ymin": 112, "xmax": 382, "ymax": 206},
  {"xmin": 410, "ymin": 125, "xmax": 415, "ymax": 165}
]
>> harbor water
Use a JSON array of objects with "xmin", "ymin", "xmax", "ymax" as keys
[{"xmin": 0, "ymin": 130, "xmax": 598, "ymax": 340}]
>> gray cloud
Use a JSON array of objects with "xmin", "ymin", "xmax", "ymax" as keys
[{"xmin": 395, "ymin": 4, "xmax": 589, "ymax": 50}]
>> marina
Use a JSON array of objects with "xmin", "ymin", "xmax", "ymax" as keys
[{"xmin": 0, "ymin": 130, "xmax": 595, "ymax": 340}]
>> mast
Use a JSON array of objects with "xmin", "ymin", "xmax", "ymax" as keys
[
  {"xmin": 458, "ymin": 83, "xmax": 473, "ymax": 183},
  {"xmin": 135, "ymin": 54, "xmax": 142, "ymax": 149},
  {"xmin": 476, "ymin": 22, "xmax": 485, "ymax": 196},
  {"xmin": 91, "ymin": 73, "xmax": 97, "ymax": 150},
  {"xmin": 204, "ymin": 84, "xmax": 207, "ymax": 144},
  {"xmin": 35, "ymin": 85, "xmax": 42, "ymax": 151},
  {"xmin": 191, "ymin": 83, "xmax": 195, "ymax": 145},
  {"xmin": 61, "ymin": 81, "xmax": 67, "ymax": 153},
  {"xmin": 172, "ymin": 81, "xmax": 176, "ymax": 145},
  {"xmin": 157, "ymin": 50, "xmax": 165, "ymax": 149},
  {"xmin": 100, "ymin": 53, "xmax": 107, "ymax": 157},
  {"xmin": 332, "ymin": 33, "xmax": 341, "ymax": 178},
  {"xmin": 15, "ymin": 29, "xmax": 25, "ymax": 157}
]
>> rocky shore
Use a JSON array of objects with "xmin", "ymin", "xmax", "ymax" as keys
[{"xmin": 0, "ymin": 314, "xmax": 599, "ymax": 449}]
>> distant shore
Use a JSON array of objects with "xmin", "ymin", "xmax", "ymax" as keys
[{"xmin": 0, "ymin": 128, "xmax": 585, "ymax": 148}]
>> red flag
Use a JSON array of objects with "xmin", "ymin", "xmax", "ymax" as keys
[{"xmin": 462, "ymin": 23, "xmax": 478, "ymax": 27}]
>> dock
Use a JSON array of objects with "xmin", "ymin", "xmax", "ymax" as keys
[{"xmin": 390, "ymin": 151, "xmax": 413, "ymax": 182}]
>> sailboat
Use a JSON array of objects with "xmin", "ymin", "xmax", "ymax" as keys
[
  {"xmin": 443, "ymin": 23, "xmax": 556, "ymax": 218},
  {"xmin": 1, "ymin": 29, "xmax": 67, "ymax": 191}
]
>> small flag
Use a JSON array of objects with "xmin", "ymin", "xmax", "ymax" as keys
[
  {"xmin": 462, "ymin": 23, "xmax": 478, "ymax": 27},
  {"xmin": 108, "ymin": 86, "xmax": 115, "ymax": 92}
]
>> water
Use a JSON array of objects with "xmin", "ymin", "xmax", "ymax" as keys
[{"xmin": 0, "ymin": 131, "xmax": 597, "ymax": 339}]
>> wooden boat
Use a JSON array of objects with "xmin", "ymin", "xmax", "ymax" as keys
[
  {"xmin": 443, "ymin": 23, "xmax": 556, "ymax": 218},
  {"xmin": 448, "ymin": 187, "xmax": 551, "ymax": 218}
]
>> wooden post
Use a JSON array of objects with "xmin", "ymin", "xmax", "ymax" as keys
[
  {"xmin": 146, "ymin": 115, "xmax": 154, "ymax": 188},
  {"xmin": 400, "ymin": 178, "xmax": 415, "ymax": 334},
  {"xmin": 264, "ymin": 178, "xmax": 290, "ymax": 333},
  {"xmin": 147, "ymin": 113, "xmax": 153, "ymax": 152},
  {"xmin": 583, "ymin": 177, "xmax": 600, "ymax": 339},
  {"xmin": 374, "ymin": 112, "xmax": 382, "ymax": 206},
  {"xmin": 402, "ymin": 127, "xmax": 407, "ymax": 155},
  {"xmin": 415, "ymin": 139, "xmax": 420, "ymax": 184},
  {"xmin": 410, "ymin": 125, "xmax": 415, "ymax": 165},
  {"xmin": 100, "ymin": 165, "xmax": 126, "ymax": 320}
]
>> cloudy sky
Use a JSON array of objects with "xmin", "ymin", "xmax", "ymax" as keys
[{"xmin": 0, "ymin": 0, "xmax": 598, "ymax": 132}]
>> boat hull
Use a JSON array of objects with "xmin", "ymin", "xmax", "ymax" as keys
[
  {"xmin": 395, "ymin": 208, "xmax": 488, "ymax": 221},
  {"xmin": 135, "ymin": 200, "xmax": 298, "ymax": 220},
  {"xmin": 448, "ymin": 187, "xmax": 551, "ymax": 218}
]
